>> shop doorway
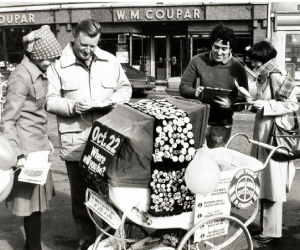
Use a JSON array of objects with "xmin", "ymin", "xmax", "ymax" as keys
[
  {"xmin": 154, "ymin": 36, "xmax": 166, "ymax": 81},
  {"xmin": 154, "ymin": 34, "xmax": 189, "ymax": 81},
  {"xmin": 170, "ymin": 34, "xmax": 189, "ymax": 78}
]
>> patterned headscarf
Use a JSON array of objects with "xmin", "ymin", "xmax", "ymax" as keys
[
  {"xmin": 256, "ymin": 58, "xmax": 295, "ymax": 99},
  {"xmin": 23, "ymin": 25, "xmax": 62, "ymax": 60}
]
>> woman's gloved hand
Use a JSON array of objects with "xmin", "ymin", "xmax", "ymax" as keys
[{"xmin": 17, "ymin": 157, "xmax": 28, "ymax": 169}]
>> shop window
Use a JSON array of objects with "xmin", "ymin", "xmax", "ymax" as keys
[
  {"xmin": 191, "ymin": 34, "xmax": 210, "ymax": 57},
  {"xmin": 132, "ymin": 34, "xmax": 150, "ymax": 74},
  {"xmin": 285, "ymin": 34, "xmax": 300, "ymax": 81},
  {"xmin": 0, "ymin": 25, "xmax": 56, "ymax": 71},
  {"xmin": 190, "ymin": 34, "xmax": 252, "ymax": 64},
  {"xmin": 99, "ymin": 33, "xmax": 130, "ymax": 64},
  {"xmin": 100, "ymin": 33, "xmax": 151, "ymax": 74}
]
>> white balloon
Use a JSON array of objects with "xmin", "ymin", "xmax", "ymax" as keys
[
  {"xmin": 195, "ymin": 145, "xmax": 214, "ymax": 159},
  {"xmin": 0, "ymin": 168, "xmax": 14, "ymax": 203},
  {"xmin": 185, "ymin": 156, "xmax": 220, "ymax": 195},
  {"xmin": 0, "ymin": 134, "xmax": 17, "ymax": 170}
]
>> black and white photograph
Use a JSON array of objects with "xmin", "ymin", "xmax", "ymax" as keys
[{"xmin": 1, "ymin": 1, "xmax": 300, "ymax": 250}]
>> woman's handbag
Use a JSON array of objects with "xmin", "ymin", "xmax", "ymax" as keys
[
  {"xmin": 266, "ymin": 77, "xmax": 300, "ymax": 162},
  {"xmin": 267, "ymin": 114, "xmax": 300, "ymax": 161}
]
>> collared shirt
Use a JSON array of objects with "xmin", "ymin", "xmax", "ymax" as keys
[
  {"xmin": 70, "ymin": 41, "xmax": 98, "ymax": 71},
  {"xmin": 209, "ymin": 51, "xmax": 232, "ymax": 64}
]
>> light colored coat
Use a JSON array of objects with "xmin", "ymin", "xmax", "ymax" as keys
[
  {"xmin": 250, "ymin": 72, "xmax": 299, "ymax": 202},
  {"xmin": 0, "ymin": 56, "xmax": 54, "ymax": 216},
  {"xmin": 46, "ymin": 43, "xmax": 132, "ymax": 161},
  {"xmin": 0, "ymin": 56, "xmax": 51, "ymax": 157}
]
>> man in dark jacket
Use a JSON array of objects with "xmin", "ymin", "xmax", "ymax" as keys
[{"xmin": 180, "ymin": 24, "xmax": 249, "ymax": 148}]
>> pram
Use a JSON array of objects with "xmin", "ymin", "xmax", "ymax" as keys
[
  {"xmin": 85, "ymin": 130, "xmax": 292, "ymax": 250},
  {"xmin": 80, "ymin": 96, "xmax": 293, "ymax": 250}
]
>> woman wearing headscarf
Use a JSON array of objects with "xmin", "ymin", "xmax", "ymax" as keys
[
  {"xmin": 246, "ymin": 41, "xmax": 299, "ymax": 243},
  {"xmin": 0, "ymin": 25, "xmax": 62, "ymax": 250}
]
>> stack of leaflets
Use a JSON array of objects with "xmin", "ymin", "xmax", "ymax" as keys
[
  {"xmin": 18, "ymin": 151, "xmax": 51, "ymax": 185},
  {"xmin": 84, "ymin": 102, "xmax": 117, "ymax": 112}
]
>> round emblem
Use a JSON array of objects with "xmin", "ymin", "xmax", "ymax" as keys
[{"xmin": 229, "ymin": 168, "xmax": 260, "ymax": 209}]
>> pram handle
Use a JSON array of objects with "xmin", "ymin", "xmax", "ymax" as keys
[
  {"xmin": 226, "ymin": 133, "xmax": 293, "ymax": 157},
  {"xmin": 226, "ymin": 133, "xmax": 294, "ymax": 169}
]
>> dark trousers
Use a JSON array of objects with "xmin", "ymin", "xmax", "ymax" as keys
[{"xmin": 66, "ymin": 161, "xmax": 96, "ymax": 248}]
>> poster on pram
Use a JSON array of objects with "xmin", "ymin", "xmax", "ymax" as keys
[
  {"xmin": 193, "ymin": 169, "xmax": 236, "ymax": 241},
  {"xmin": 79, "ymin": 121, "xmax": 125, "ymax": 198},
  {"xmin": 85, "ymin": 188, "xmax": 121, "ymax": 229}
]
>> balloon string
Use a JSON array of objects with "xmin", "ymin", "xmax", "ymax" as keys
[{"xmin": 14, "ymin": 167, "xmax": 22, "ymax": 173}]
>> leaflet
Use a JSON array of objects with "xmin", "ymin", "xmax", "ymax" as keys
[
  {"xmin": 18, "ymin": 163, "xmax": 50, "ymax": 185},
  {"xmin": 18, "ymin": 151, "xmax": 51, "ymax": 185},
  {"xmin": 84, "ymin": 102, "xmax": 117, "ymax": 112}
]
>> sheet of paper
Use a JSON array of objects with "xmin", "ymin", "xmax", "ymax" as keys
[
  {"xmin": 26, "ymin": 151, "xmax": 49, "ymax": 168},
  {"xmin": 84, "ymin": 102, "xmax": 117, "ymax": 112}
]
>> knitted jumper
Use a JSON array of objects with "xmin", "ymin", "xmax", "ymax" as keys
[{"xmin": 180, "ymin": 52, "xmax": 248, "ymax": 125}]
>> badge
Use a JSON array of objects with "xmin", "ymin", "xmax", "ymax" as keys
[{"xmin": 229, "ymin": 168, "xmax": 260, "ymax": 209}]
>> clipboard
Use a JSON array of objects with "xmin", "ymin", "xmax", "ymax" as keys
[{"xmin": 199, "ymin": 87, "xmax": 231, "ymax": 103}]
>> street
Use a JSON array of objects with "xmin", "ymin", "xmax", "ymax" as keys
[{"xmin": 1, "ymin": 88, "xmax": 300, "ymax": 250}]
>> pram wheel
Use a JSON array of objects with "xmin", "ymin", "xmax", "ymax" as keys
[
  {"xmin": 92, "ymin": 222, "xmax": 149, "ymax": 250},
  {"xmin": 177, "ymin": 215, "xmax": 252, "ymax": 250},
  {"xmin": 124, "ymin": 221, "xmax": 149, "ymax": 239}
]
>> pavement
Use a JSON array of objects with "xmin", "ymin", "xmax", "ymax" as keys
[{"xmin": 1, "ymin": 88, "xmax": 300, "ymax": 250}]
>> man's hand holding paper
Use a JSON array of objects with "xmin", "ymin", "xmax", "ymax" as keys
[
  {"xmin": 213, "ymin": 96, "xmax": 232, "ymax": 109},
  {"xmin": 75, "ymin": 99, "xmax": 91, "ymax": 114}
]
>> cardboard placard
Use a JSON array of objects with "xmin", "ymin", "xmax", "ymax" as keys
[
  {"xmin": 85, "ymin": 188, "xmax": 121, "ymax": 229},
  {"xmin": 193, "ymin": 169, "xmax": 236, "ymax": 241},
  {"xmin": 81, "ymin": 121, "xmax": 125, "ymax": 176},
  {"xmin": 79, "ymin": 121, "xmax": 125, "ymax": 197}
]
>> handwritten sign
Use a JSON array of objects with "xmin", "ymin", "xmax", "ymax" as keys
[
  {"xmin": 193, "ymin": 169, "xmax": 236, "ymax": 241},
  {"xmin": 80, "ymin": 121, "xmax": 125, "ymax": 177},
  {"xmin": 85, "ymin": 188, "xmax": 121, "ymax": 229}
]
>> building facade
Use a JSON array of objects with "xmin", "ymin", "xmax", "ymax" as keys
[
  {"xmin": 0, "ymin": 2, "xmax": 269, "ymax": 83},
  {"xmin": 271, "ymin": 2, "xmax": 300, "ymax": 82}
]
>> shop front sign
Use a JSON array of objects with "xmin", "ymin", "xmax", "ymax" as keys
[
  {"xmin": 114, "ymin": 7, "xmax": 203, "ymax": 22},
  {"xmin": 116, "ymin": 44, "xmax": 129, "ymax": 63},
  {"xmin": 0, "ymin": 13, "xmax": 35, "ymax": 25}
]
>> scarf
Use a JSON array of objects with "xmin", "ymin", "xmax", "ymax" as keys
[{"xmin": 256, "ymin": 58, "xmax": 295, "ymax": 99}]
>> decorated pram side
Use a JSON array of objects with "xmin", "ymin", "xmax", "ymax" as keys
[{"xmin": 80, "ymin": 97, "xmax": 293, "ymax": 250}]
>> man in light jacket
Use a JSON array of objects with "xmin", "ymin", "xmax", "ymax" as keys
[{"xmin": 46, "ymin": 19, "xmax": 132, "ymax": 250}]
